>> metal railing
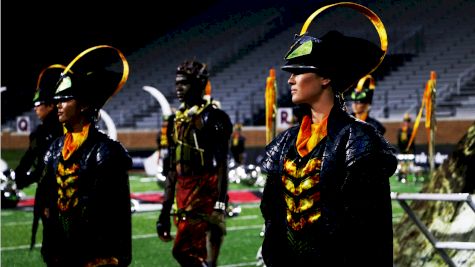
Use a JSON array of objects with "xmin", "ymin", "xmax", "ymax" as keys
[{"xmin": 391, "ymin": 192, "xmax": 475, "ymax": 267}]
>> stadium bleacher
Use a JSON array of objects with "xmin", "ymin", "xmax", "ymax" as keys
[{"xmin": 4, "ymin": 0, "xmax": 475, "ymax": 131}]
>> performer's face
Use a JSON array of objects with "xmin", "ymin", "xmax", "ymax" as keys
[
  {"xmin": 352, "ymin": 102, "xmax": 370, "ymax": 114},
  {"xmin": 288, "ymin": 72, "xmax": 330, "ymax": 105},
  {"xmin": 175, "ymin": 74, "xmax": 202, "ymax": 105},
  {"xmin": 34, "ymin": 103, "xmax": 55, "ymax": 121},
  {"xmin": 56, "ymin": 99, "xmax": 83, "ymax": 126}
]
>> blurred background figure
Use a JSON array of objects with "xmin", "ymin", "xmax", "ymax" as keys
[
  {"xmin": 13, "ymin": 64, "xmax": 66, "ymax": 252},
  {"xmin": 14, "ymin": 65, "xmax": 65, "ymax": 190},
  {"xmin": 349, "ymin": 74, "xmax": 386, "ymax": 135},
  {"xmin": 396, "ymin": 113, "xmax": 417, "ymax": 183},
  {"xmin": 397, "ymin": 113, "xmax": 415, "ymax": 154},
  {"xmin": 230, "ymin": 123, "xmax": 246, "ymax": 165}
]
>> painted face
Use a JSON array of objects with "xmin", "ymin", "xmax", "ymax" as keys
[
  {"xmin": 288, "ymin": 72, "xmax": 328, "ymax": 105},
  {"xmin": 34, "ymin": 103, "xmax": 55, "ymax": 121},
  {"xmin": 56, "ymin": 99, "xmax": 82, "ymax": 125}
]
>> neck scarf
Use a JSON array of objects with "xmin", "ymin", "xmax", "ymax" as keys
[
  {"xmin": 62, "ymin": 123, "xmax": 90, "ymax": 160},
  {"xmin": 296, "ymin": 115, "xmax": 328, "ymax": 157},
  {"xmin": 355, "ymin": 111, "xmax": 368, "ymax": 121}
]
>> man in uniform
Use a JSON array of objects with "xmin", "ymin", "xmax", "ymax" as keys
[
  {"xmin": 15, "ymin": 65, "xmax": 65, "ymax": 190},
  {"xmin": 156, "ymin": 60, "xmax": 232, "ymax": 267}
]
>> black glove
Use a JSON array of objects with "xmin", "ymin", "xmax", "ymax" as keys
[
  {"xmin": 156, "ymin": 212, "xmax": 172, "ymax": 242},
  {"xmin": 14, "ymin": 171, "xmax": 32, "ymax": 190}
]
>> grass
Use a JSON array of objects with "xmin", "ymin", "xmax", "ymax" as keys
[
  {"xmin": 1, "ymin": 150, "xmax": 424, "ymax": 266},
  {"xmin": 1, "ymin": 172, "xmax": 265, "ymax": 267}
]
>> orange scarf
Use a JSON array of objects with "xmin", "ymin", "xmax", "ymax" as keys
[
  {"xmin": 62, "ymin": 123, "xmax": 90, "ymax": 160},
  {"xmin": 296, "ymin": 115, "xmax": 328, "ymax": 157},
  {"xmin": 355, "ymin": 111, "xmax": 368, "ymax": 122},
  {"xmin": 232, "ymin": 133, "xmax": 240, "ymax": 146}
]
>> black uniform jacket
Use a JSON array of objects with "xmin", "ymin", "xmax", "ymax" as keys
[
  {"xmin": 260, "ymin": 105, "xmax": 397, "ymax": 267},
  {"xmin": 39, "ymin": 126, "xmax": 132, "ymax": 266}
]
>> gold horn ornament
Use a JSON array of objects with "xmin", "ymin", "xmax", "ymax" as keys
[
  {"xmin": 299, "ymin": 2, "xmax": 388, "ymax": 75},
  {"xmin": 62, "ymin": 45, "xmax": 129, "ymax": 101}
]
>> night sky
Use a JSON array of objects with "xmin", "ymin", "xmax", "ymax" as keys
[{"xmin": 1, "ymin": 0, "xmax": 219, "ymax": 123}]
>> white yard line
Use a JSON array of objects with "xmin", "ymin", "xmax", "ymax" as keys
[
  {"xmin": 220, "ymin": 262, "xmax": 258, "ymax": 267},
  {"xmin": 1, "ymin": 224, "xmax": 263, "ymax": 251}
]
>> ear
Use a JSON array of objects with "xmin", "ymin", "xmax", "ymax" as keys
[
  {"xmin": 321, "ymin": 77, "xmax": 331, "ymax": 87},
  {"xmin": 80, "ymin": 104, "xmax": 91, "ymax": 113}
]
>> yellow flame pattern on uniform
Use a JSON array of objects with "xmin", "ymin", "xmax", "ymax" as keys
[
  {"xmin": 56, "ymin": 163, "xmax": 80, "ymax": 212},
  {"xmin": 282, "ymin": 157, "xmax": 322, "ymax": 230}
]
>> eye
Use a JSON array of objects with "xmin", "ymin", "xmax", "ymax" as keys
[{"xmin": 290, "ymin": 69, "xmax": 310, "ymax": 76}]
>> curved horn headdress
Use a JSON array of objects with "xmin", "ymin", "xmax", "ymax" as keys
[
  {"xmin": 300, "ymin": 2, "xmax": 388, "ymax": 75},
  {"xmin": 61, "ymin": 45, "xmax": 129, "ymax": 103}
]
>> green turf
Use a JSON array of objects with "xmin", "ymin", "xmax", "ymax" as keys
[
  {"xmin": 1, "ymin": 150, "xmax": 424, "ymax": 266},
  {"xmin": 1, "ymin": 149, "xmax": 26, "ymax": 171}
]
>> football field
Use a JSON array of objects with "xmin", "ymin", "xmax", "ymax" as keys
[{"xmin": 1, "ymin": 173, "xmax": 422, "ymax": 266}]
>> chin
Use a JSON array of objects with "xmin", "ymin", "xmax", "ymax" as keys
[{"xmin": 292, "ymin": 97, "xmax": 303, "ymax": 105}]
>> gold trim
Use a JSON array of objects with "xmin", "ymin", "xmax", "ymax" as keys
[
  {"xmin": 36, "ymin": 64, "xmax": 71, "ymax": 90},
  {"xmin": 355, "ymin": 74, "xmax": 375, "ymax": 92},
  {"xmin": 62, "ymin": 45, "xmax": 129, "ymax": 102},
  {"xmin": 299, "ymin": 2, "xmax": 388, "ymax": 74}
]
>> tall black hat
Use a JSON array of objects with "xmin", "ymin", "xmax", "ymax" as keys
[
  {"xmin": 281, "ymin": 2, "xmax": 388, "ymax": 94},
  {"xmin": 350, "ymin": 74, "xmax": 375, "ymax": 104},
  {"xmin": 54, "ymin": 45, "xmax": 129, "ymax": 110},
  {"xmin": 32, "ymin": 64, "xmax": 69, "ymax": 107}
]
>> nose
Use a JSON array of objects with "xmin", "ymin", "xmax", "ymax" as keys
[{"xmin": 288, "ymin": 74, "xmax": 296, "ymax": 85}]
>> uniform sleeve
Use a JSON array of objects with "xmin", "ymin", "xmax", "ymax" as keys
[
  {"xmin": 339, "ymin": 122, "xmax": 397, "ymax": 265},
  {"xmin": 90, "ymin": 140, "xmax": 133, "ymax": 266},
  {"xmin": 209, "ymin": 109, "xmax": 233, "ymax": 204}
]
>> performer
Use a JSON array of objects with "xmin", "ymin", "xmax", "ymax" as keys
[
  {"xmin": 230, "ymin": 123, "xmax": 246, "ymax": 165},
  {"xmin": 37, "ymin": 46, "xmax": 132, "ymax": 267},
  {"xmin": 397, "ymin": 113, "xmax": 415, "ymax": 154},
  {"xmin": 15, "ymin": 65, "xmax": 66, "ymax": 252},
  {"xmin": 156, "ymin": 60, "xmax": 232, "ymax": 267},
  {"xmin": 259, "ymin": 3, "xmax": 397, "ymax": 267},
  {"xmin": 397, "ymin": 113, "xmax": 416, "ymax": 182},
  {"xmin": 15, "ymin": 65, "xmax": 65, "ymax": 190},
  {"xmin": 349, "ymin": 74, "xmax": 386, "ymax": 135}
]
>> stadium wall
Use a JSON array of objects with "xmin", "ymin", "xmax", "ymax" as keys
[{"xmin": 2, "ymin": 119, "xmax": 473, "ymax": 154}]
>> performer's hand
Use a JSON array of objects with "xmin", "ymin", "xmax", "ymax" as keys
[
  {"xmin": 209, "ymin": 210, "xmax": 226, "ymax": 235},
  {"xmin": 156, "ymin": 214, "xmax": 173, "ymax": 242}
]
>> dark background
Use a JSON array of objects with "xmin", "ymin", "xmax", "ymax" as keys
[{"xmin": 1, "ymin": 0, "xmax": 219, "ymax": 123}]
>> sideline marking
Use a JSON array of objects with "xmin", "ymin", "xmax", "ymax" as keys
[{"xmin": 1, "ymin": 224, "xmax": 263, "ymax": 251}]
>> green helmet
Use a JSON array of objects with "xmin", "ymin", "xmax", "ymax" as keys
[
  {"xmin": 32, "ymin": 65, "xmax": 65, "ymax": 107},
  {"xmin": 350, "ymin": 75, "xmax": 375, "ymax": 104}
]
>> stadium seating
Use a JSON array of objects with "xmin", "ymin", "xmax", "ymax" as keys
[{"xmin": 4, "ymin": 0, "xmax": 475, "ymax": 131}]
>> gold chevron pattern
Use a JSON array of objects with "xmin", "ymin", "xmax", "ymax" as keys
[
  {"xmin": 282, "ymin": 157, "xmax": 322, "ymax": 230},
  {"xmin": 56, "ymin": 163, "xmax": 80, "ymax": 212}
]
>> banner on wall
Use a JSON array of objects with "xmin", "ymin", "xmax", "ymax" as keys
[
  {"xmin": 277, "ymin": 108, "xmax": 293, "ymax": 129},
  {"xmin": 16, "ymin": 116, "xmax": 30, "ymax": 133}
]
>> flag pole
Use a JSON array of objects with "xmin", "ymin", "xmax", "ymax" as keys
[{"xmin": 265, "ymin": 68, "xmax": 277, "ymax": 145}]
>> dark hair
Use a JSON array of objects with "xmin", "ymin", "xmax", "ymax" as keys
[{"xmin": 176, "ymin": 60, "xmax": 209, "ymax": 90}]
